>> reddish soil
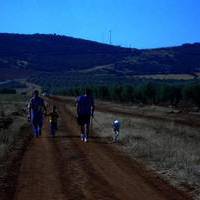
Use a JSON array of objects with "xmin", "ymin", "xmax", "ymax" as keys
[
  {"xmin": 0, "ymin": 125, "xmax": 32, "ymax": 200},
  {"xmin": 12, "ymin": 98, "xmax": 192, "ymax": 200},
  {"xmin": 53, "ymin": 96, "xmax": 200, "ymax": 128}
]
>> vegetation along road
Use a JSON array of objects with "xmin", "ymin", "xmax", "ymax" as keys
[{"xmin": 13, "ymin": 97, "xmax": 191, "ymax": 200}]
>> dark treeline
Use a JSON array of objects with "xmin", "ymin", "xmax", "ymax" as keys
[
  {"xmin": 54, "ymin": 83, "xmax": 200, "ymax": 108},
  {"xmin": 0, "ymin": 81, "xmax": 26, "ymax": 89},
  {"xmin": 0, "ymin": 81, "xmax": 25, "ymax": 94},
  {"xmin": 0, "ymin": 88, "xmax": 16, "ymax": 94}
]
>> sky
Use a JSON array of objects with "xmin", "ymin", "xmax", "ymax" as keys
[{"xmin": 0, "ymin": 0, "xmax": 200, "ymax": 49}]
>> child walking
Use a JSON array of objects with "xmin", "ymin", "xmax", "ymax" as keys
[{"xmin": 47, "ymin": 105, "xmax": 59, "ymax": 137}]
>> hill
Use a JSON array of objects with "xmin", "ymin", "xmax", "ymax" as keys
[
  {"xmin": 119, "ymin": 43, "xmax": 200, "ymax": 75},
  {"xmin": 0, "ymin": 33, "xmax": 133, "ymax": 72},
  {"xmin": 0, "ymin": 33, "xmax": 200, "ymax": 88}
]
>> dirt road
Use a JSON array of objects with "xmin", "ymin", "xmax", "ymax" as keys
[{"xmin": 13, "ymin": 98, "xmax": 191, "ymax": 200}]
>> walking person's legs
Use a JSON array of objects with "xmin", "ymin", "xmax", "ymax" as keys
[
  {"xmin": 81, "ymin": 123, "xmax": 88, "ymax": 142},
  {"xmin": 32, "ymin": 113, "xmax": 43, "ymax": 137},
  {"xmin": 50, "ymin": 123, "xmax": 57, "ymax": 137},
  {"xmin": 38, "ymin": 119, "xmax": 43, "ymax": 136},
  {"xmin": 79, "ymin": 115, "xmax": 90, "ymax": 142},
  {"xmin": 84, "ymin": 122, "xmax": 90, "ymax": 142},
  {"xmin": 32, "ymin": 117, "xmax": 39, "ymax": 137},
  {"xmin": 33, "ymin": 125, "xmax": 39, "ymax": 137},
  {"xmin": 78, "ymin": 115, "xmax": 84, "ymax": 141},
  {"xmin": 80, "ymin": 124, "xmax": 85, "ymax": 141},
  {"xmin": 84, "ymin": 115, "xmax": 91, "ymax": 142}
]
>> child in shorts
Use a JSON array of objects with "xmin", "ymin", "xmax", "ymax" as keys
[{"xmin": 47, "ymin": 105, "xmax": 59, "ymax": 137}]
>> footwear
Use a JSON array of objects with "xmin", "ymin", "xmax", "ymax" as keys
[
  {"xmin": 34, "ymin": 129, "xmax": 39, "ymax": 138},
  {"xmin": 81, "ymin": 134, "xmax": 84, "ymax": 141},
  {"xmin": 38, "ymin": 128, "xmax": 42, "ymax": 136},
  {"xmin": 84, "ymin": 137, "xmax": 88, "ymax": 143}
]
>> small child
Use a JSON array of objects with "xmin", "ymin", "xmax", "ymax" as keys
[
  {"xmin": 113, "ymin": 119, "xmax": 120, "ymax": 143},
  {"xmin": 47, "ymin": 105, "xmax": 59, "ymax": 137}
]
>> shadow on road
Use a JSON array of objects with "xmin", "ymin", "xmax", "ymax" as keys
[{"xmin": 42, "ymin": 135, "xmax": 112, "ymax": 144}]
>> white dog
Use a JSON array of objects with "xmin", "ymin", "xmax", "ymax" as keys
[{"xmin": 113, "ymin": 120, "xmax": 120, "ymax": 143}]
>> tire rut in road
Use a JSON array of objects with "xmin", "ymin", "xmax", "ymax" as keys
[
  {"xmin": 55, "ymin": 103, "xmax": 120, "ymax": 200},
  {"xmin": 13, "ymin": 98, "xmax": 192, "ymax": 200},
  {"xmin": 13, "ymin": 124, "xmax": 68, "ymax": 200},
  {"xmin": 59, "ymin": 100, "xmax": 192, "ymax": 200},
  {"xmin": 57, "ymin": 102, "xmax": 171, "ymax": 200}
]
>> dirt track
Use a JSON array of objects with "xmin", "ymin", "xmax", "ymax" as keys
[{"xmin": 13, "ymin": 98, "xmax": 191, "ymax": 200}]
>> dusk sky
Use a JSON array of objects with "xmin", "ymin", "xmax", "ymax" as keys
[{"xmin": 1, "ymin": 0, "xmax": 200, "ymax": 48}]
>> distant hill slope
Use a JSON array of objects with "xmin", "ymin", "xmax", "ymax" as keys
[
  {"xmin": 118, "ymin": 43, "xmax": 200, "ymax": 75},
  {"xmin": 0, "ymin": 33, "xmax": 200, "ymax": 85},
  {"xmin": 0, "ymin": 33, "xmax": 133, "ymax": 73}
]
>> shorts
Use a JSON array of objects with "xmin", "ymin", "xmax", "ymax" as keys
[
  {"xmin": 77, "ymin": 115, "xmax": 90, "ymax": 126},
  {"xmin": 51, "ymin": 122, "xmax": 58, "ymax": 131}
]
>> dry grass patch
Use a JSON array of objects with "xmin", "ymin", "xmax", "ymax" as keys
[
  {"xmin": 0, "ymin": 94, "xmax": 29, "ymax": 160},
  {"xmin": 93, "ymin": 111, "xmax": 200, "ymax": 199},
  {"xmin": 131, "ymin": 74, "xmax": 195, "ymax": 80}
]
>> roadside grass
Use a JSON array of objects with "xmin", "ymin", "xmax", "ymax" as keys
[
  {"xmin": 0, "ymin": 117, "xmax": 27, "ymax": 160},
  {"xmin": 93, "ymin": 111, "xmax": 200, "ymax": 199},
  {"xmin": 0, "ymin": 94, "xmax": 27, "ymax": 103},
  {"xmin": 61, "ymin": 98, "xmax": 200, "ymax": 199},
  {"xmin": 131, "ymin": 74, "xmax": 195, "ymax": 80},
  {"xmin": 0, "ymin": 94, "xmax": 29, "ymax": 160},
  {"xmin": 0, "ymin": 94, "xmax": 28, "ymax": 115},
  {"xmin": 0, "ymin": 93, "xmax": 32, "ymax": 200}
]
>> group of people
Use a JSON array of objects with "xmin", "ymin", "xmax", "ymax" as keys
[
  {"xmin": 28, "ymin": 89, "xmax": 120, "ymax": 143},
  {"xmin": 28, "ymin": 90, "xmax": 59, "ymax": 138}
]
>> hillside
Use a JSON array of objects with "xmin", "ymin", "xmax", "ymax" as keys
[
  {"xmin": 0, "ymin": 33, "xmax": 200, "ymax": 87},
  {"xmin": 0, "ymin": 33, "xmax": 133, "ymax": 72},
  {"xmin": 119, "ymin": 43, "xmax": 200, "ymax": 75}
]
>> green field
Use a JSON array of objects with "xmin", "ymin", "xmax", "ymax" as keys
[{"xmin": 0, "ymin": 93, "xmax": 27, "ymax": 103}]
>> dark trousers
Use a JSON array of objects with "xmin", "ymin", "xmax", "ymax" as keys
[
  {"xmin": 31, "ymin": 114, "xmax": 43, "ymax": 137},
  {"xmin": 50, "ymin": 122, "xmax": 58, "ymax": 137}
]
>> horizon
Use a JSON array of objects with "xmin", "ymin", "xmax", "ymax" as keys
[
  {"xmin": 0, "ymin": 31, "xmax": 199, "ymax": 50},
  {"xmin": 1, "ymin": 0, "xmax": 200, "ymax": 48}
]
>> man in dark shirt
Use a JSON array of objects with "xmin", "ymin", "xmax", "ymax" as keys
[
  {"xmin": 28, "ymin": 90, "xmax": 47, "ymax": 137},
  {"xmin": 76, "ymin": 89, "xmax": 95, "ymax": 142}
]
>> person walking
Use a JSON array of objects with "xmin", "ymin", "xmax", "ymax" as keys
[
  {"xmin": 76, "ymin": 88, "xmax": 95, "ymax": 142},
  {"xmin": 28, "ymin": 90, "xmax": 47, "ymax": 138},
  {"xmin": 46, "ymin": 105, "xmax": 59, "ymax": 138}
]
